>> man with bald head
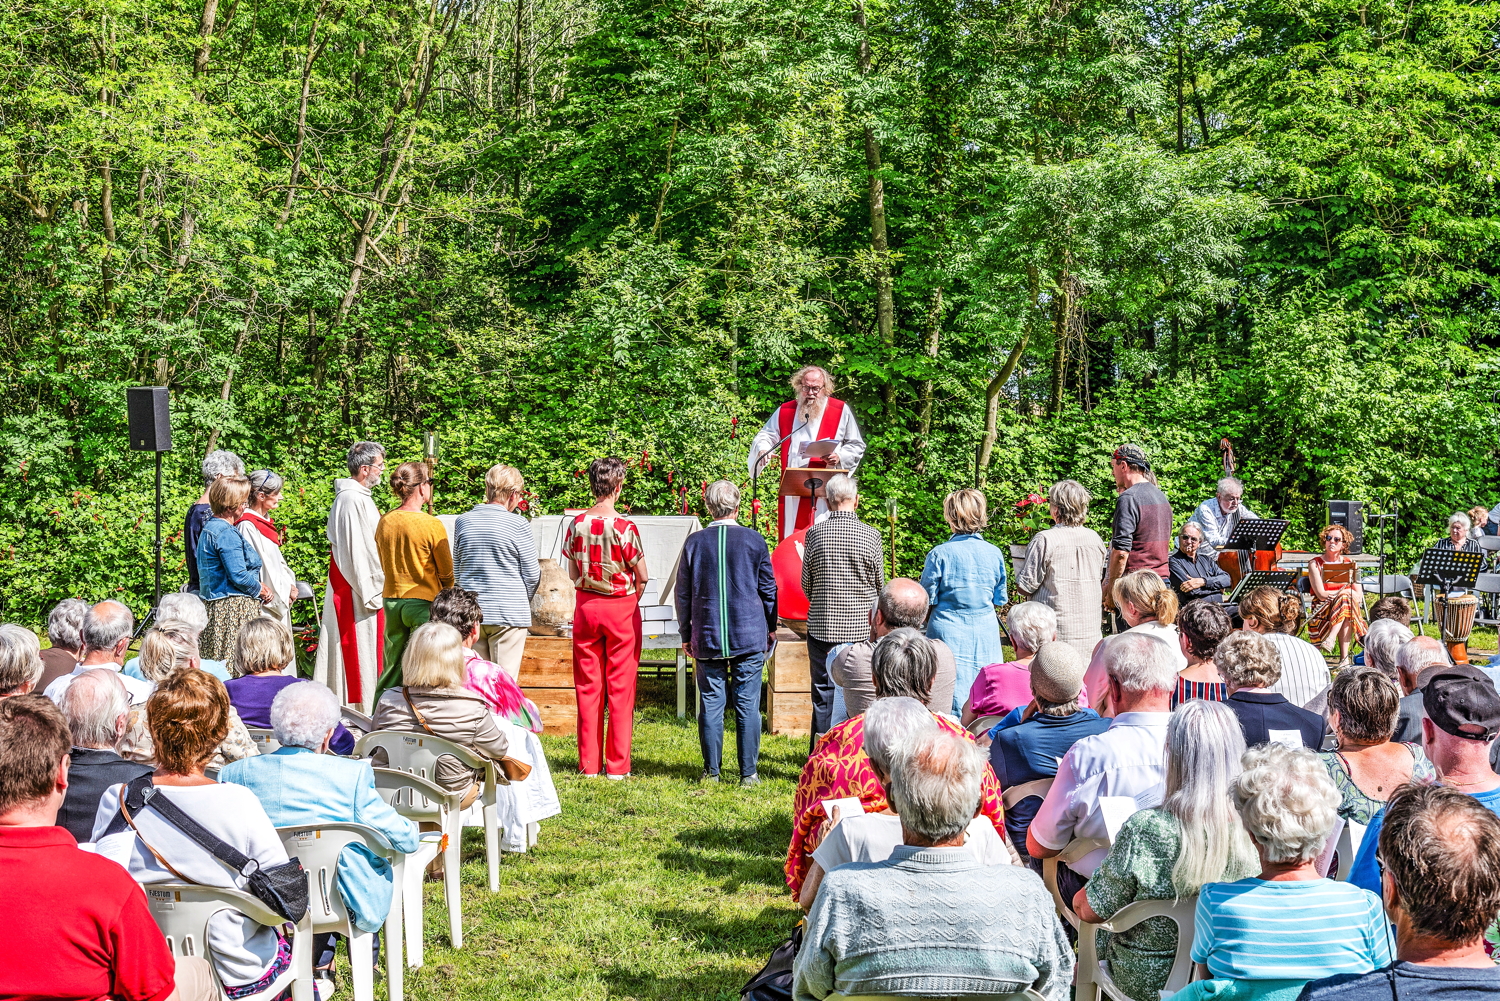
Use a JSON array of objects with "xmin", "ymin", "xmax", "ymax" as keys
[
  {"xmin": 830, "ymin": 579, "xmax": 956, "ymax": 721},
  {"xmin": 43, "ymin": 600, "xmax": 152, "ymax": 706},
  {"xmin": 57, "ymin": 669, "xmax": 150, "ymax": 842},
  {"xmin": 1393, "ymin": 634, "xmax": 1449, "ymax": 743}
]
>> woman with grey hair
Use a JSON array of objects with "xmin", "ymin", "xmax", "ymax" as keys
[
  {"xmin": 187, "ymin": 448, "xmax": 245, "ymax": 592},
  {"xmin": 1075, "ymin": 700, "xmax": 1260, "ymax": 1001},
  {"xmin": 1358, "ymin": 616, "xmax": 1411, "ymax": 682},
  {"xmin": 237, "ymin": 469, "xmax": 298, "ymax": 639},
  {"xmin": 962, "ymin": 601, "xmax": 1058, "ymax": 724},
  {"xmin": 0, "ymin": 623, "xmax": 45, "ymax": 696},
  {"xmin": 124, "ymin": 592, "xmax": 231, "ymax": 681},
  {"xmin": 1015, "ymin": 480, "xmax": 1108, "ymax": 659},
  {"xmin": 38, "ymin": 597, "xmax": 88, "ymax": 691},
  {"xmin": 1189, "ymin": 742, "xmax": 1391, "ymax": 984}
]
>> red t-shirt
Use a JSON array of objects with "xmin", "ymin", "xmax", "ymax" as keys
[{"xmin": 0, "ymin": 825, "xmax": 175, "ymax": 1001}]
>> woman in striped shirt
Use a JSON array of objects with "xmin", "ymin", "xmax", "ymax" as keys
[
  {"xmin": 1192, "ymin": 743, "xmax": 1392, "ymax": 988},
  {"xmin": 1172, "ymin": 600, "xmax": 1232, "ymax": 708}
]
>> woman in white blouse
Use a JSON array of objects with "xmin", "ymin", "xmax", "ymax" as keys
[{"xmin": 238, "ymin": 469, "xmax": 298, "ymax": 646}]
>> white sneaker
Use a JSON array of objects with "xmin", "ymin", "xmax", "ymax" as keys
[{"xmin": 606, "ymin": 772, "xmax": 630, "ymax": 781}]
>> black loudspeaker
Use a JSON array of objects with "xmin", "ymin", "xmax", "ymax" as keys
[
  {"xmin": 126, "ymin": 387, "xmax": 172, "ymax": 452},
  {"xmin": 1328, "ymin": 500, "xmax": 1364, "ymax": 555}
]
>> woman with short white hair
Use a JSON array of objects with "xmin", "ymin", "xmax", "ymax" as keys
[
  {"xmin": 961, "ymin": 602, "xmax": 1058, "ymax": 724},
  {"xmin": 921, "ymin": 488, "xmax": 1011, "ymax": 714},
  {"xmin": 117, "ymin": 624, "xmax": 258, "ymax": 767},
  {"xmin": 124, "ymin": 592, "xmax": 230, "ymax": 681},
  {"xmin": 1015, "ymin": 479, "xmax": 1109, "ymax": 659},
  {"xmin": 0, "ymin": 624, "xmax": 44, "ymax": 696},
  {"xmin": 1075, "ymin": 701, "xmax": 1260, "ymax": 1001},
  {"xmin": 1190, "ymin": 743, "xmax": 1391, "ymax": 986},
  {"xmin": 39, "ymin": 597, "xmax": 88, "ymax": 691}
]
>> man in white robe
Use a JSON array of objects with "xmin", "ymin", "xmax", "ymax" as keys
[
  {"xmin": 313, "ymin": 442, "xmax": 387, "ymax": 712},
  {"xmin": 747, "ymin": 365, "xmax": 866, "ymax": 539}
]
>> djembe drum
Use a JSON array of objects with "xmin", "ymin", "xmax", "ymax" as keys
[{"xmin": 1436, "ymin": 592, "xmax": 1479, "ymax": 664}]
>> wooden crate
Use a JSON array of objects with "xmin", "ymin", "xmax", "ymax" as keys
[
  {"xmin": 521, "ymin": 686, "xmax": 579, "ymax": 736},
  {"xmin": 519, "ymin": 636, "xmax": 576, "ymax": 735},
  {"xmin": 767, "ymin": 632, "xmax": 811, "ymax": 736}
]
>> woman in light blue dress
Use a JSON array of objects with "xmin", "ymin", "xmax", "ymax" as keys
[{"xmin": 920, "ymin": 488, "xmax": 1009, "ymax": 714}]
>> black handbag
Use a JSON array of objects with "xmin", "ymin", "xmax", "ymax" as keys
[
  {"xmin": 740, "ymin": 923, "xmax": 802, "ymax": 1001},
  {"xmin": 120, "ymin": 780, "xmax": 309, "ymax": 923}
]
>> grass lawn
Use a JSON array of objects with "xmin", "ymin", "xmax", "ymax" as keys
[{"xmin": 388, "ymin": 675, "xmax": 803, "ymax": 1000}]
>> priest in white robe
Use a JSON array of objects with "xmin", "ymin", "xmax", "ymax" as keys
[
  {"xmin": 314, "ymin": 442, "xmax": 387, "ymax": 713},
  {"xmin": 748, "ymin": 365, "xmax": 865, "ymax": 538}
]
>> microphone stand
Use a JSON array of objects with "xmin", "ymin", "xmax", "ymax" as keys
[{"xmin": 751, "ymin": 420, "xmax": 808, "ymax": 536}]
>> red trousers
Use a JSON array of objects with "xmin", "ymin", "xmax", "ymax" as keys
[{"xmin": 572, "ymin": 590, "xmax": 642, "ymax": 775}]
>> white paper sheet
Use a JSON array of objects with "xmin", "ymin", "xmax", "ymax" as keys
[
  {"xmin": 1268, "ymin": 729, "xmax": 1306, "ymax": 749},
  {"xmin": 1098, "ymin": 796, "xmax": 1140, "ymax": 842}
]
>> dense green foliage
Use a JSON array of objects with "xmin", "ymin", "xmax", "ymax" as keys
[{"xmin": 1, "ymin": 0, "xmax": 1498, "ymax": 622}]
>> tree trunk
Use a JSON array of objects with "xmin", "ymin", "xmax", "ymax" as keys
[
  {"xmin": 1048, "ymin": 285, "xmax": 1067, "ymax": 416},
  {"xmin": 916, "ymin": 286, "xmax": 943, "ymax": 441},
  {"xmin": 195, "ymin": 0, "xmax": 220, "ymax": 79},
  {"xmin": 1190, "ymin": 74, "xmax": 1210, "ymax": 145},
  {"xmin": 278, "ymin": 2, "xmax": 331, "ymax": 228},
  {"xmin": 1175, "ymin": 44, "xmax": 1185, "ymax": 153},
  {"xmin": 853, "ymin": 0, "xmax": 895, "ymax": 414},
  {"xmin": 205, "ymin": 294, "xmax": 257, "ymax": 454},
  {"xmin": 977, "ymin": 335, "xmax": 1029, "ymax": 485}
]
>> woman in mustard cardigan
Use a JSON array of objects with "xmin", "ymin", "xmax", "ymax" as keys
[{"xmin": 373, "ymin": 461, "xmax": 454, "ymax": 701}]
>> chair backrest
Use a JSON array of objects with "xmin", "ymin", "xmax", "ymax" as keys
[
  {"xmin": 1079, "ymin": 895, "xmax": 1200, "ymax": 999},
  {"xmin": 831, "ymin": 991, "xmax": 1046, "ymax": 1001},
  {"xmin": 143, "ymin": 882, "xmax": 300, "ymax": 999},
  {"xmin": 276, "ymin": 822, "xmax": 396, "ymax": 935},
  {"xmin": 340, "ymin": 707, "xmax": 374, "ymax": 734},
  {"xmin": 968, "ymin": 714, "xmax": 1005, "ymax": 736},
  {"xmin": 371, "ymin": 765, "xmax": 458, "ymax": 824},
  {"xmin": 1001, "ymin": 776, "xmax": 1053, "ymax": 811},
  {"xmin": 1359, "ymin": 574, "xmax": 1413, "ymax": 594},
  {"xmin": 246, "ymin": 727, "xmax": 281, "ymax": 754},
  {"xmin": 1479, "ymin": 537, "xmax": 1500, "ymax": 554},
  {"xmin": 356, "ymin": 729, "xmax": 488, "ymax": 780},
  {"xmin": 1476, "ymin": 573, "xmax": 1500, "ymax": 595}
]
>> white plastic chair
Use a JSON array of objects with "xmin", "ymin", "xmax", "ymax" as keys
[
  {"xmin": 967, "ymin": 714, "xmax": 1006, "ymax": 737},
  {"xmin": 245, "ymin": 727, "xmax": 282, "ymax": 755},
  {"xmin": 340, "ymin": 707, "xmax": 374, "ymax": 734},
  {"xmin": 370, "ymin": 765, "xmax": 463, "ymax": 960},
  {"xmin": 1042, "ymin": 837, "xmax": 1109, "ymax": 929},
  {"xmin": 141, "ymin": 882, "xmax": 315, "ymax": 1001},
  {"xmin": 1076, "ymin": 895, "xmax": 1200, "ymax": 1001},
  {"xmin": 276, "ymin": 823, "xmax": 405, "ymax": 1001},
  {"xmin": 356, "ymin": 729, "xmax": 503, "ymax": 894},
  {"xmin": 1001, "ymin": 777, "xmax": 1053, "ymax": 812},
  {"xmin": 830, "ymin": 991, "xmax": 1046, "ymax": 1001}
]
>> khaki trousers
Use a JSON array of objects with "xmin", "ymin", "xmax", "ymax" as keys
[
  {"xmin": 475, "ymin": 624, "xmax": 527, "ymax": 680},
  {"xmin": 174, "ymin": 956, "xmax": 218, "ymax": 1001}
]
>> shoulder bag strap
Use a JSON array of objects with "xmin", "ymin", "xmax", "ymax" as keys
[
  {"xmin": 128, "ymin": 781, "xmax": 262, "ymax": 879},
  {"xmin": 403, "ymin": 686, "xmax": 438, "ymax": 735},
  {"xmin": 118, "ymin": 784, "xmax": 199, "ymax": 885}
]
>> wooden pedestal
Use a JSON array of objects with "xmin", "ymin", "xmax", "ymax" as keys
[
  {"xmin": 519, "ymin": 636, "xmax": 577, "ymax": 735},
  {"xmin": 767, "ymin": 630, "xmax": 811, "ymax": 736}
]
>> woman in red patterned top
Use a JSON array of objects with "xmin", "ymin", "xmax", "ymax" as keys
[{"xmin": 565, "ymin": 456, "xmax": 650, "ymax": 777}]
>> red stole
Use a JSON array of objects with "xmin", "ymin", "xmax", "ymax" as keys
[
  {"xmin": 776, "ymin": 398, "xmax": 846, "ymax": 535},
  {"xmin": 236, "ymin": 510, "xmax": 280, "ymax": 546}
]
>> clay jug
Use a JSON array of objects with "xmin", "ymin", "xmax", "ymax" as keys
[{"xmin": 530, "ymin": 559, "xmax": 575, "ymax": 633}]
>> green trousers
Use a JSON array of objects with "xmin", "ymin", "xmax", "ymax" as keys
[{"xmin": 374, "ymin": 597, "xmax": 432, "ymax": 704}]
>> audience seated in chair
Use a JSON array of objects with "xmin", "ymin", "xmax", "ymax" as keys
[
  {"xmin": 1392, "ymin": 636, "xmax": 1446, "ymax": 745},
  {"xmin": 793, "ymin": 729, "xmax": 1073, "ymax": 1001},
  {"xmin": 427, "ymin": 586, "xmax": 544, "ymax": 731},
  {"xmin": 37, "ymin": 597, "xmax": 88, "ymax": 693},
  {"xmin": 44, "ymin": 599, "xmax": 153, "ymax": 706},
  {"xmin": 0, "ymin": 622, "xmax": 44, "ymax": 697},
  {"xmin": 1298, "ymin": 783, "xmax": 1500, "ymax": 1001},
  {"xmin": 225, "ymin": 616, "xmax": 356, "ymax": 755},
  {"xmin": 800, "ymin": 697, "xmax": 1014, "ymax": 911},
  {"xmin": 786, "ymin": 627, "xmax": 1006, "ymax": 903},
  {"xmin": 962, "ymin": 601, "xmax": 1059, "ymax": 724},
  {"xmin": 1074, "ymin": 700, "xmax": 1260, "ymax": 1001},
  {"xmin": 1317, "ymin": 668, "xmax": 1434, "ymax": 828},
  {"xmin": 57, "ymin": 668, "xmax": 152, "ymax": 843},
  {"xmin": 0, "ymin": 694, "xmax": 217, "ymax": 1001},
  {"xmin": 1190, "ymin": 743, "xmax": 1391, "ymax": 995},
  {"xmin": 117, "ymin": 625, "xmax": 259, "ymax": 768},
  {"xmin": 369, "ymin": 621, "xmax": 511, "ymax": 804},
  {"xmin": 829, "ymin": 579, "xmax": 959, "ymax": 723},
  {"xmin": 220, "ymin": 680, "xmax": 418, "ymax": 988},
  {"xmin": 987, "ymin": 641, "xmax": 1110, "ymax": 862},
  {"xmin": 123, "ymin": 593, "xmax": 230, "ymax": 682},
  {"xmin": 1028, "ymin": 632, "xmax": 1177, "ymax": 907},
  {"xmin": 1218, "ymin": 631, "xmax": 1329, "ymax": 750},
  {"xmin": 89, "ymin": 668, "xmax": 296, "ymax": 997}
]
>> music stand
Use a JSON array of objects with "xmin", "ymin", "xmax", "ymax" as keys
[
  {"xmin": 1227, "ymin": 570, "xmax": 1298, "ymax": 605},
  {"xmin": 1223, "ymin": 518, "xmax": 1289, "ymax": 552},
  {"xmin": 1413, "ymin": 548, "xmax": 1483, "ymax": 593}
]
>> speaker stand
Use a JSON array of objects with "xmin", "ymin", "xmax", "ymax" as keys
[{"xmin": 153, "ymin": 449, "xmax": 163, "ymax": 616}]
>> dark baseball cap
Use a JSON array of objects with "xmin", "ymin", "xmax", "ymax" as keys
[
  {"xmin": 1112, "ymin": 444, "xmax": 1151, "ymax": 471},
  {"xmin": 1423, "ymin": 666, "xmax": 1500, "ymax": 741}
]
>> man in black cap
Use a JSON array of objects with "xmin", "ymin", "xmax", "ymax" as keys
[
  {"xmin": 1103, "ymin": 444, "xmax": 1173, "ymax": 627},
  {"xmin": 1347, "ymin": 664, "xmax": 1500, "ymax": 895}
]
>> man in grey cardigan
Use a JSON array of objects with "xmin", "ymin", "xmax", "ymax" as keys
[
  {"xmin": 453, "ymin": 464, "xmax": 540, "ymax": 678},
  {"xmin": 793, "ymin": 730, "xmax": 1073, "ymax": 1001}
]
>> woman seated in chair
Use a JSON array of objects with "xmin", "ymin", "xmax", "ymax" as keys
[
  {"xmin": 225, "ymin": 617, "xmax": 356, "ymax": 755},
  {"xmin": 1073, "ymin": 700, "xmax": 1259, "ymax": 1001},
  {"xmin": 1307, "ymin": 524, "xmax": 1367, "ymax": 669},
  {"xmin": 117, "ymin": 624, "xmax": 258, "ymax": 768},
  {"xmin": 1186, "ymin": 743, "xmax": 1390, "ymax": 994},
  {"xmin": 1317, "ymin": 667, "xmax": 1434, "ymax": 827},
  {"xmin": 961, "ymin": 601, "xmax": 1058, "ymax": 725},
  {"xmin": 370, "ymin": 621, "xmax": 510, "ymax": 808},
  {"xmin": 90, "ymin": 669, "xmax": 294, "ymax": 998},
  {"xmin": 1172, "ymin": 600, "xmax": 1232, "ymax": 707}
]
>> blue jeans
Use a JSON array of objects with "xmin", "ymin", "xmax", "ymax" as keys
[{"xmin": 696, "ymin": 651, "xmax": 765, "ymax": 778}]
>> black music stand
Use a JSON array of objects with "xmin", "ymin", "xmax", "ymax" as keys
[
  {"xmin": 1227, "ymin": 569, "xmax": 1298, "ymax": 605},
  {"xmin": 1413, "ymin": 548, "xmax": 1483, "ymax": 593},
  {"xmin": 1223, "ymin": 518, "xmax": 1289, "ymax": 552}
]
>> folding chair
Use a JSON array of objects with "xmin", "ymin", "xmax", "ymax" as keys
[
  {"xmin": 245, "ymin": 728, "xmax": 281, "ymax": 755},
  {"xmin": 356, "ymin": 730, "xmax": 502, "ymax": 893},
  {"xmin": 967, "ymin": 714, "xmax": 1006, "ymax": 737},
  {"xmin": 1076, "ymin": 895, "xmax": 1200, "ymax": 1001},
  {"xmin": 1042, "ymin": 837, "xmax": 1109, "ymax": 930},
  {"xmin": 370, "ymin": 766, "xmax": 463, "ymax": 960},
  {"xmin": 1474, "ymin": 573, "xmax": 1500, "ymax": 627},
  {"xmin": 142, "ymin": 882, "xmax": 315, "ymax": 1001},
  {"xmin": 1358, "ymin": 574, "xmax": 1417, "ymax": 622},
  {"xmin": 277, "ymin": 823, "xmax": 406, "ymax": 1001}
]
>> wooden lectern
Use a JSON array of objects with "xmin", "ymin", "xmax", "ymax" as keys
[{"xmin": 779, "ymin": 467, "xmax": 832, "ymax": 507}]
